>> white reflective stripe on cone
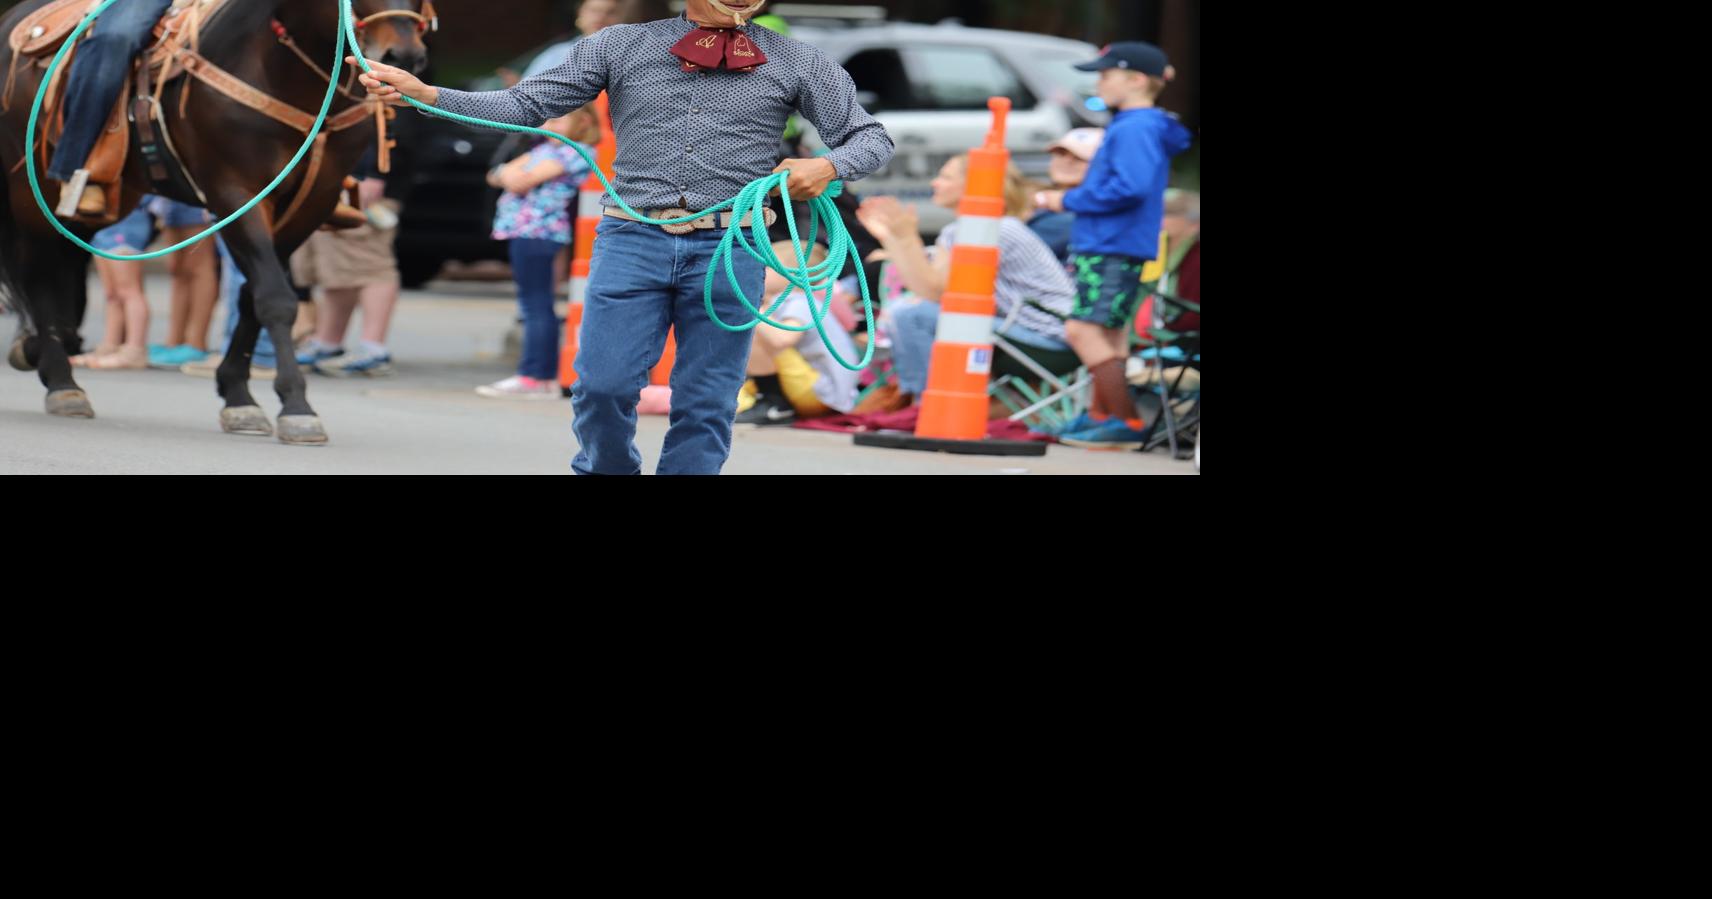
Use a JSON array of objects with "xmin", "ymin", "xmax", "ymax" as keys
[
  {"xmin": 935, "ymin": 311, "xmax": 994, "ymax": 346},
  {"xmin": 569, "ymin": 277, "xmax": 588, "ymax": 305},
  {"xmin": 579, "ymin": 192, "xmax": 603, "ymax": 217},
  {"xmin": 954, "ymin": 215, "xmax": 1002, "ymax": 248}
]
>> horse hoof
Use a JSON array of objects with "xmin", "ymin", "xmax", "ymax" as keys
[
  {"xmin": 8, "ymin": 334, "xmax": 35, "ymax": 372},
  {"xmin": 277, "ymin": 414, "xmax": 328, "ymax": 446},
  {"xmin": 220, "ymin": 405, "xmax": 273, "ymax": 436},
  {"xmin": 45, "ymin": 389, "xmax": 94, "ymax": 418}
]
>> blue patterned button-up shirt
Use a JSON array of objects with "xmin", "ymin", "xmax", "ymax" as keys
[{"xmin": 432, "ymin": 15, "xmax": 895, "ymax": 211}]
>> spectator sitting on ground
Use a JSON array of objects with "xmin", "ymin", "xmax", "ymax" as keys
[
  {"xmin": 855, "ymin": 155, "xmax": 1079, "ymax": 408},
  {"xmin": 735, "ymin": 240, "xmax": 863, "ymax": 426}
]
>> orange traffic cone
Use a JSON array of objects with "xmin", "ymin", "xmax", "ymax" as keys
[
  {"xmin": 559, "ymin": 93, "xmax": 617, "ymax": 393},
  {"xmin": 855, "ymin": 98, "xmax": 1046, "ymax": 458}
]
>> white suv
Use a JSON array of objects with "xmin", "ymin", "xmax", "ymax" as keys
[{"xmin": 791, "ymin": 20, "xmax": 1105, "ymax": 235}]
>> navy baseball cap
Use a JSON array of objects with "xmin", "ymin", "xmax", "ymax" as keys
[{"xmin": 1075, "ymin": 41, "xmax": 1171, "ymax": 77}]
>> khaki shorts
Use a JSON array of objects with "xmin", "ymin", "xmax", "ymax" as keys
[{"xmin": 290, "ymin": 222, "xmax": 400, "ymax": 290}]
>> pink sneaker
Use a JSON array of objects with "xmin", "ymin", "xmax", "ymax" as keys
[
  {"xmin": 636, "ymin": 385, "xmax": 673, "ymax": 416},
  {"xmin": 476, "ymin": 375, "xmax": 561, "ymax": 400}
]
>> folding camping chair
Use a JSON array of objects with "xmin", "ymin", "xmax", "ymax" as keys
[
  {"xmin": 1130, "ymin": 289, "xmax": 1200, "ymax": 458},
  {"xmin": 989, "ymin": 300, "xmax": 1091, "ymax": 432}
]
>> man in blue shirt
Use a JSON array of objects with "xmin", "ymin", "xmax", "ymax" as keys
[{"xmin": 354, "ymin": 0, "xmax": 894, "ymax": 474}]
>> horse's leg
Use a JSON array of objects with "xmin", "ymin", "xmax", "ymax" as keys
[
  {"xmin": 3, "ymin": 170, "xmax": 40, "ymax": 372},
  {"xmin": 3, "ymin": 223, "xmax": 35, "ymax": 372},
  {"xmin": 63, "ymin": 255, "xmax": 89, "ymax": 358},
  {"xmin": 200, "ymin": 214, "xmax": 275, "ymax": 435},
  {"xmin": 56, "ymin": 240, "xmax": 91, "ymax": 358},
  {"xmin": 214, "ymin": 277, "xmax": 273, "ymax": 436},
  {"xmin": 30, "ymin": 234, "xmax": 94, "ymax": 418},
  {"xmin": 217, "ymin": 216, "xmax": 324, "ymax": 445},
  {"xmin": 4, "ymin": 240, "xmax": 37, "ymax": 373}
]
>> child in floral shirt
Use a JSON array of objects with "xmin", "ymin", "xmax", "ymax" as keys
[{"xmin": 477, "ymin": 108, "xmax": 599, "ymax": 399}]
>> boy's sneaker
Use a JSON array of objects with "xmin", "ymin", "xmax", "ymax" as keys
[
  {"xmin": 476, "ymin": 375, "xmax": 559, "ymax": 399},
  {"xmin": 735, "ymin": 397, "xmax": 798, "ymax": 427},
  {"xmin": 1035, "ymin": 411, "xmax": 1098, "ymax": 437},
  {"xmin": 318, "ymin": 350, "xmax": 394, "ymax": 378},
  {"xmin": 1059, "ymin": 417, "xmax": 1151, "ymax": 451}
]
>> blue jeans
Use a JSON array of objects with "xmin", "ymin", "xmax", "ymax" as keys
[
  {"xmin": 571, "ymin": 217, "xmax": 767, "ymax": 476},
  {"xmin": 47, "ymin": 0, "xmax": 175, "ymax": 181},
  {"xmin": 216, "ymin": 237, "xmax": 276, "ymax": 367},
  {"xmin": 510, "ymin": 238, "xmax": 563, "ymax": 381},
  {"xmin": 888, "ymin": 301, "xmax": 1070, "ymax": 396}
]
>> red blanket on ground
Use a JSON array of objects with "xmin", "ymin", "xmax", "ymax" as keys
[{"xmin": 793, "ymin": 408, "xmax": 1053, "ymax": 443}]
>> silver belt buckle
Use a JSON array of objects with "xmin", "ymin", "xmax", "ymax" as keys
[{"xmin": 658, "ymin": 208, "xmax": 696, "ymax": 235}]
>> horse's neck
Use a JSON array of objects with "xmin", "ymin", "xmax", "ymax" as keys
[
  {"xmin": 198, "ymin": 0, "xmax": 359, "ymax": 113},
  {"xmin": 198, "ymin": 0, "xmax": 284, "ymax": 49}
]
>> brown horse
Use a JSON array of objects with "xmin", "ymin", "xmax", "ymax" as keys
[{"xmin": 0, "ymin": 0, "xmax": 432, "ymax": 444}]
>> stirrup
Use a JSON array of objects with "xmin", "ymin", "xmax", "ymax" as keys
[
  {"xmin": 54, "ymin": 169, "xmax": 91, "ymax": 218},
  {"xmin": 76, "ymin": 185, "xmax": 106, "ymax": 216}
]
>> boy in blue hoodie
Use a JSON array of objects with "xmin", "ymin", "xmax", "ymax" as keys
[{"xmin": 1037, "ymin": 42, "xmax": 1193, "ymax": 449}]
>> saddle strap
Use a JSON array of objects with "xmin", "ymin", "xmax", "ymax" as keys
[
  {"xmin": 273, "ymin": 132, "xmax": 328, "ymax": 236},
  {"xmin": 173, "ymin": 49, "xmax": 375, "ymax": 134},
  {"xmin": 132, "ymin": 56, "xmax": 172, "ymax": 186}
]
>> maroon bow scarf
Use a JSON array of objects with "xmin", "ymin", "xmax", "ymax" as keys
[{"xmin": 670, "ymin": 27, "xmax": 768, "ymax": 73}]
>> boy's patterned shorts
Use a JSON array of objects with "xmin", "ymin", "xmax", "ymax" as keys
[{"xmin": 1070, "ymin": 253, "xmax": 1149, "ymax": 330}]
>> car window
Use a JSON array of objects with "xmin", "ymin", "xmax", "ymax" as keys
[
  {"xmin": 841, "ymin": 48, "xmax": 914, "ymax": 112},
  {"xmin": 903, "ymin": 45, "xmax": 1035, "ymax": 111},
  {"xmin": 1024, "ymin": 47, "xmax": 1102, "ymax": 109}
]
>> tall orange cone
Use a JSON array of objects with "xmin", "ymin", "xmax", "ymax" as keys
[
  {"xmin": 855, "ymin": 98, "xmax": 1047, "ymax": 458},
  {"xmin": 651, "ymin": 329, "xmax": 676, "ymax": 386}
]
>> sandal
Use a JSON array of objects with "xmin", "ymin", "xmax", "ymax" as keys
[
  {"xmin": 70, "ymin": 344, "xmax": 121, "ymax": 367},
  {"xmin": 82, "ymin": 345, "xmax": 149, "ymax": 370}
]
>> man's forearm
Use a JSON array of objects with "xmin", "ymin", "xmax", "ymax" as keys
[{"xmin": 823, "ymin": 123, "xmax": 895, "ymax": 185}]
